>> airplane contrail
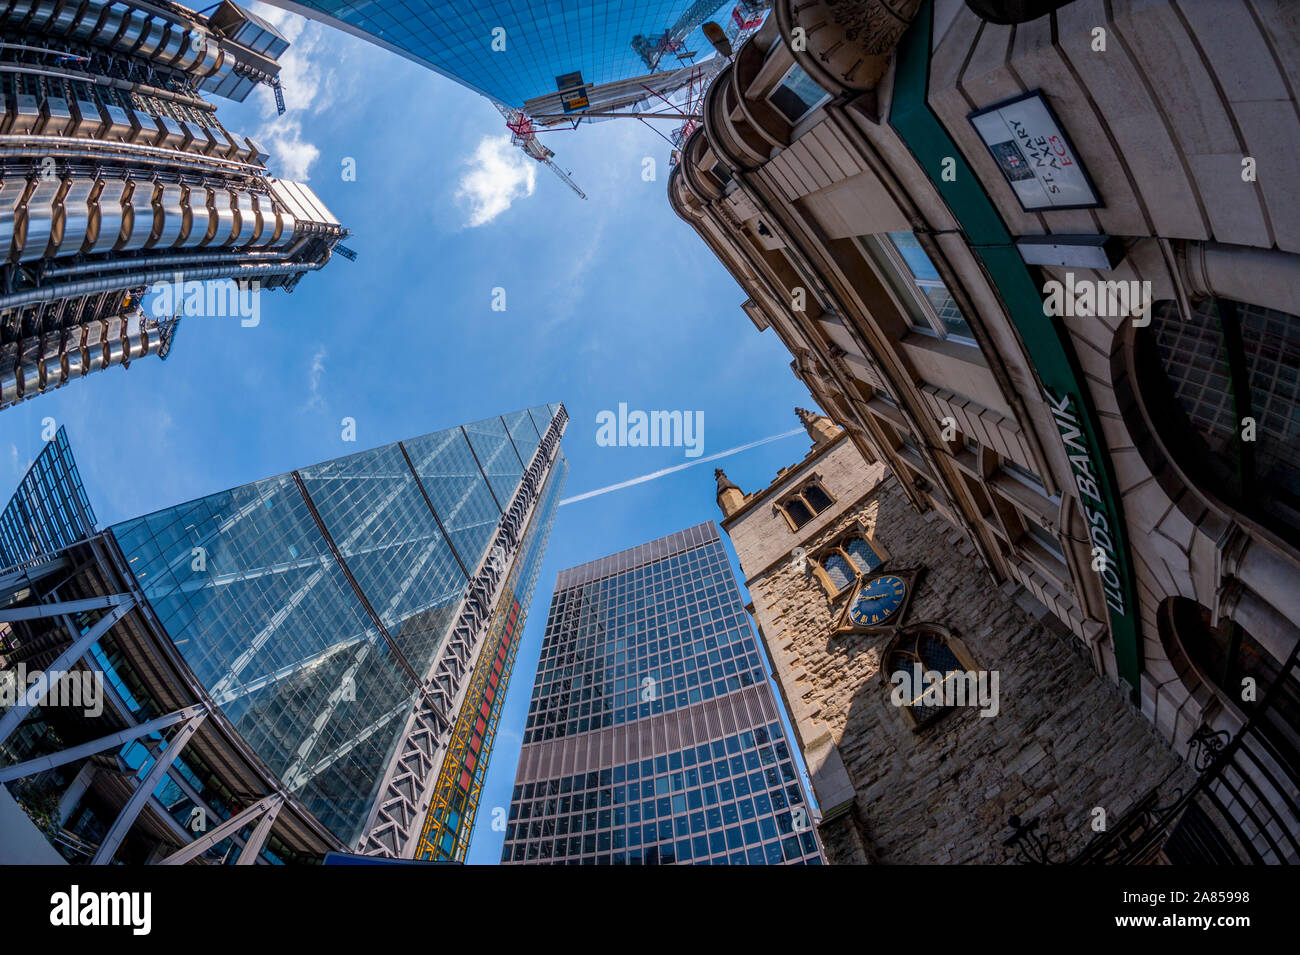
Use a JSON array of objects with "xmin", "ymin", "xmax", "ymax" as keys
[{"xmin": 559, "ymin": 428, "xmax": 805, "ymax": 506}]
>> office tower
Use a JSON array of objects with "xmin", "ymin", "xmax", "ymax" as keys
[
  {"xmin": 669, "ymin": 1, "xmax": 1299, "ymax": 861},
  {"xmin": 503, "ymin": 522, "xmax": 823, "ymax": 865},
  {"xmin": 0, "ymin": 1, "xmax": 348, "ymax": 410},
  {"xmin": 0, "ymin": 405, "xmax": 567, "ymax": 864},
  {"xmin": 264, "ymin": 0, "xmax": 742, "ymax": 106}
]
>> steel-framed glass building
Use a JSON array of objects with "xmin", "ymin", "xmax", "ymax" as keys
[
  {"xmin": 0, "ymin": 1, "xmax": 347, "ymax": 411},
  {"xmin": 262, "ymin": 0, "xmax": 735, "ymax": 107},
  {"xmin": 0, "ymin": 405, "xmax": 567, "ymax": 864},
  {"xmin": 503, "ymin": 522, "xmax": 823, "ymax": 864}
]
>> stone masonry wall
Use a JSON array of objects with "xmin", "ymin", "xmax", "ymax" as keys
[{"xmin": 730, "ymin": 446, "xmax": 1195, "ymax": 863}]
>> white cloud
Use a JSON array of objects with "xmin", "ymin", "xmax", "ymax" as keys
[
  {"xmin": 248, "ymin": 3, "xmax": 335, "ymax": 180},
  {"xmin": 258, "ymin": 117, "xmax": 321, "ymax": 181},
  {"xmin": 455, "ymin": 135, "xmax": 537, "ymax": 227},
  {"xmin": 302, "ymin": 346, "xmax": 327, "ymax": 412}
]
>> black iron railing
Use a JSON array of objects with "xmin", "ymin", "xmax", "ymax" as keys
[{"xmin": 1005, "ymin": 640, "xmax": 1299, "ymax": 864}]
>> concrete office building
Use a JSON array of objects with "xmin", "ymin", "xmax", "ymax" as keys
[{"xmin": 503, "ymin": 523, "xmax": 824, "ymax": 864}]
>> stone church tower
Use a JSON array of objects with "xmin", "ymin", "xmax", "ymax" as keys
[{"xmin": 717, "ymin": 409, "xmax": 1196, "ymax": 863}]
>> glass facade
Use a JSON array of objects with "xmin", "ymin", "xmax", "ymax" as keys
[
  {"xmin": 267, "ymin": 0, "xmax": 732, "ymax": 106},
  {"xmin": 503, "ymin": 522, "xmax": 823, "ymax": 864},
  {"xmin": 0, "ymin": 427, "xmax": 95, "ymax": 568},
  {"xmin": 109, "ymin": 405, "xmax": 563, "ymax": 848}
]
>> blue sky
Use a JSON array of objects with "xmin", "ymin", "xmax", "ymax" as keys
[{"xmin": 0, "ymin": 5, "xmax": 822, "ymax": 864}]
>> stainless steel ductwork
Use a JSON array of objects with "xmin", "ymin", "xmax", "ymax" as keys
[
  {"xmin": 0, "ymin": 0, "xmax": 345, "ymax": 410},
  {"xmin": 0, "ymin": 307, "xmax": 166, "ymax": 408}
]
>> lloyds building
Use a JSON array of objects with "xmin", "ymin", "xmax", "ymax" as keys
[
  {"xmin": 503, "ymin": 523, "xmax": 823, "ymax": 865},
  {"xmin": 0, "ymin": 404, "xmax": 566, "ymax": 864},
  {"xmin": 0, "ymin": 1, "xmax": 347, "ymax": 410}
]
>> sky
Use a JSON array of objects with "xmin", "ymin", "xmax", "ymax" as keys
[{"xmin": 0, "ymin": 4, "xmax": 824, "ymax": 864}]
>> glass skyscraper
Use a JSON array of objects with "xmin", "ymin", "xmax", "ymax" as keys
[
  {"xmin": 0, "ymin": 405, "xmax": 566, "ymax": 864},
  {"xmin": 503, "ymin": 522, "xmax": 823, "ymax": 864},
  {"xmin": 263, "ymin": 0, "xmax": 734, "ymax": 106}
]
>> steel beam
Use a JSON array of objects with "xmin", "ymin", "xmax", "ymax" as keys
[
  {"xmin": 0, "ymin": 595, "xmax": 135, "ymax": 746},
  {"xmin": 235, "ymin": 796, "xmax": 283, "ymax": 865},
  {"xmin": 0, "ymin": 555, "xmax": 68, "ymax": 601},
  {"xmin": 91, "ymin": 710, "xmax": 206, "ymax": 865},
  {"xmin": 155, "ymin": 793, "xmax": 282, "ymax": 866},
  {"xmin": 0, "ymin": 593, "xmax": 132, "ymax": 621},
  {"xmin": 0, "ymin": 705, "xmax": 204, "ymax": 782}
]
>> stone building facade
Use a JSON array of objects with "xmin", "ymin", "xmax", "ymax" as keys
[
  {"xmin": 671, "ymin": 0, "xmax": 1299, "ymax": 861},
  {"xmin": 718, "ymin": 410, "xmax": 1198, "ymax": 863}
]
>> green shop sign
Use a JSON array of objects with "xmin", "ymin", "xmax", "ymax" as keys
[{"xmin": 886, "ymin": 0, "xmax": 1143, "ymax": 697}]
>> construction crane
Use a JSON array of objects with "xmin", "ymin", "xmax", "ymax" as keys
[
  {"xmin": 631, "ymin": 0, "xmax": 727, "ymax": 72},
  {"xmin": 494, "ymin": 103, "xmax": 588, "ymax": 200},
  {"xmin": 667, "ymin": 5, "xmax": 769, "ymax": 162},
  {"xmin": 494, "ymin": 3, "xmax": 767, "ymax": 198}
]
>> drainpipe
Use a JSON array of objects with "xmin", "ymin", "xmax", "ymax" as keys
[
  {"xmin": 0, "ymin": 135, "xmax": 266, "ymax": 176},
  {"xmin": 0, "ymin": 258, "xmax": 321, "ymax": 311}
]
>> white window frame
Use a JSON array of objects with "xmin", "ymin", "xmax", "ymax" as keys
[
  {"xmin": 766, "ymin": 62, "xmax": 831, "ymax": 125},
  {"xmin": 862, "ymin": 233, "xmax": 979, "ymax": 347}
]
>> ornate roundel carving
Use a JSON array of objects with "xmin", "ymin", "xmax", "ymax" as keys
[{"xmin": 777, "ymin": 0, "xmax": 922, "ymax": 93}]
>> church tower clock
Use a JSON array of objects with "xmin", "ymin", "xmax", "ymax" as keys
[{"xmin": 716, "ymin": 409, "xmax": 1195, "ymax": 864}]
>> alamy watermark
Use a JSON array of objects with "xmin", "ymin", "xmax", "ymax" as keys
[
  {"xmin": 50, "ymin": 886, "xmax": 150, "ymax": 935},
  {"xmin": 889, "ymin": 665, "xmax": 999, "ymax": 718},
  {"xmin": 595, "ymin": 403, "xmax": 704, "ymax": 458},
  {"xmin": 0, "ymin": 664, "xmax": 102, "ymax": 717},
  {"xmin": 1042, "ymin": 273, "xmax": 1151, "ymax": 326},
  {"xmin": 149, "ymin": 272, "xmax": 262, "ymax": 327}
]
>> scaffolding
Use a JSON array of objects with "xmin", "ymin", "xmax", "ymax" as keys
[{"xmin": 495, "ymin": 3, "xmax": 769, "ymax": 197}]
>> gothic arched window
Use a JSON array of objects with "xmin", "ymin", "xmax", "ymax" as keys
[
  {"xmin": 812, "ymin": 529, "xmax": 887, "ymax": 598},
  {"xmin": 783, "ymin": 497, "xmax": 813, "ymax": 528},
  {"xmin": 882, "ymin": 625, "xmax": 977, "ymax": 730},
  {"xmin": 777, "ymin": 477, "xmax": 835, "ymax": 530},
  {"xmin": 823, "ymin": 552, "xmax": 854, "ymax": 591},
  {"xmin": 804, "ymin": 483, "xmax": 834, "ymax": 513},
  {"xmin": 844, "ymin": 536, "xmax": 882, "ymax": 575}
]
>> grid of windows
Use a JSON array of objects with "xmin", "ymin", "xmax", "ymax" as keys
[
  {"xmin": 524, "ymin": 535, "xmax": 767, "ymax": 742},
  {"xmin": 0, "ymin": 426, "xmax": 95, "ymax": 567},
  {"xmin": 1148, "ymin": 298, "xmax": 1300, "ymax": 534},
  {"xmin": 506, "ymin": 524, "xmax": 823, "ymax": 864},
  {"xmin": 108, "ymin": 406, "xmax": 558, "ymax": 846},
  {"xmin": 503, "ymin": 723, "xmax": 820, "ymax": 865},
  {"xmin": 277, "ymin": 1, "xmax": 731, "ymax": 107}
]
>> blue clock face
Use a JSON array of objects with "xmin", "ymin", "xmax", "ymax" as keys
[{"xmin": 849, "ymin": 574, "xmax": 907, "ymax": 627}]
